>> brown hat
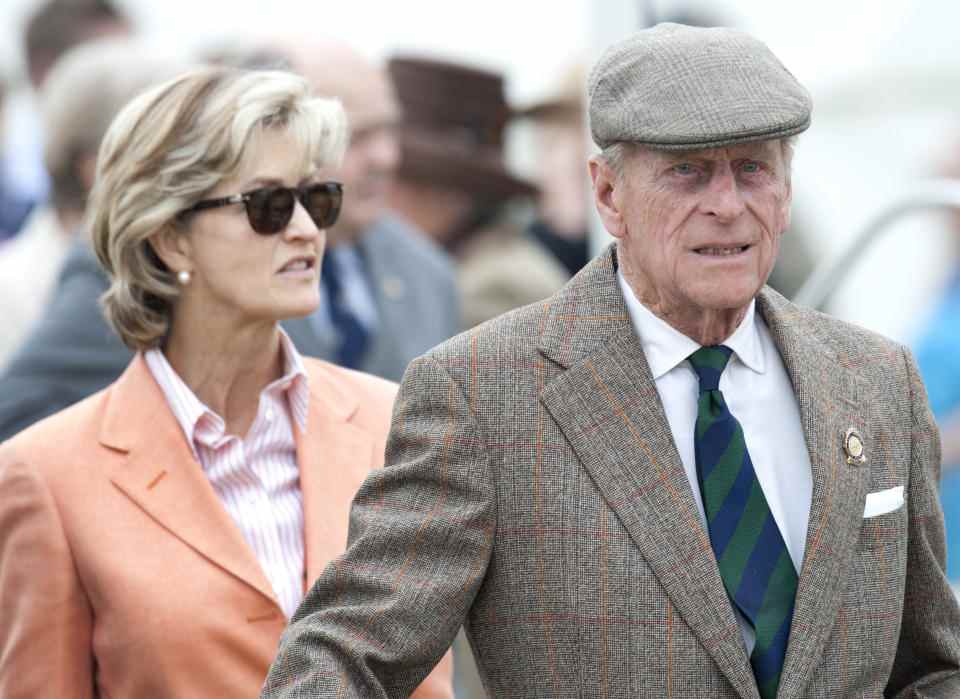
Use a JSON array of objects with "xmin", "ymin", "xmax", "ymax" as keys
[{"xmin": 387, "ymin": 56, "xmax": 536, "ymax": 200}]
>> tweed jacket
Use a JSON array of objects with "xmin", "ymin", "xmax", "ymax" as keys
[
  {"xmin": 262, "ymin": 245, "xmax": 960, "ymax": 698},
  {"xmin": 0, "ymin": 355, "xmax": 452, "ymax": 698},
  {"xmin": 0, "ymin": 213, "xmax": 459, "ymax": 442}
]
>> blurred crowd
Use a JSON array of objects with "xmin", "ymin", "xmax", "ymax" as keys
[{"xmin": 1, "ymin": 0, "xmax": 959, "ymax": 697}]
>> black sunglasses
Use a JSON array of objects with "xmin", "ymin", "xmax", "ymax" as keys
[{"xmin": 180, "ymin": 181, "xmax": 343, "ymax": 235}]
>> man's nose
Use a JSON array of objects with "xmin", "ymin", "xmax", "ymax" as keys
[{"xmin": 700, "ymin": 164, "xmax": 745, "ymax": 221}]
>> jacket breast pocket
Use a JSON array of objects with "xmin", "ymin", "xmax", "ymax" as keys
[{"xmin": 859, "ymin": 503, "xmax": 907, "ymax": 550}]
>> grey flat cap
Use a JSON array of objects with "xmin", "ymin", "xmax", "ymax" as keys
[{"xmin": 588, "ymin": 23, "xmax": 811, "ymax": 150}]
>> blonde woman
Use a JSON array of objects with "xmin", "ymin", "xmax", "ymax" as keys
[{"xmin": 0, "ymin": 67, "xmax": 452, "ymax": 698}]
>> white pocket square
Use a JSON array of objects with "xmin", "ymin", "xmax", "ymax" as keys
[{"xmin": 863, "ymin": 485, "xmax": 905, "ymax": 518}]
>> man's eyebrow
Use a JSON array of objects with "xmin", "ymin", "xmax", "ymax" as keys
[{"xmin": 658, "ymin": 151, "xmax": 710, "ymax": 164}]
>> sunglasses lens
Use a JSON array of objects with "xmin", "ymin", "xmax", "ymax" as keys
[
  {"xmin": 301, "ymin": 183, "xmax": 342, "ymax": 229},
  {"xmin": 246, "ymin": 187, "xmax": 295, "ymax": 234}
]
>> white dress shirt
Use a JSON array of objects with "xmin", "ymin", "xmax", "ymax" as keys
[
  {"xmin": 145, "ymin": 330, "xmax": 309, "ymax": 618},
  {"xmin": 617, "ymin": 270, "xmax": 813, "ymax": 653}
]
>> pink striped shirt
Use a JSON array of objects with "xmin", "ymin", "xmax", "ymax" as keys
[{"xmin": 144, "ymin": 330, "xmax": 309, "ymax": 619}]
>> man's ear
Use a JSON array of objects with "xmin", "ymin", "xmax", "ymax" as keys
[
  {"xmin": 588, "ymin": 155, "xmax": 627, "ymax": 240},
  {"xmin": 148, "ymin": 223, "xmax": 192, "ymax": 276}
]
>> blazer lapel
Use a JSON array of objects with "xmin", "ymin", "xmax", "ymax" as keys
[
  {"xmin": 758, "ymin": 290, "xmax": 871, "ymax": 698},
  {"xmin": 298, "ymin": 362, "xmax": 374, "ymax": 585},
  {"xmin": 103, "ymin": 356, "xmax": 279, "ymax": 607},
  {"xmin": 537, "ymin": 248, "xmax": 757, "ymax": 699}
]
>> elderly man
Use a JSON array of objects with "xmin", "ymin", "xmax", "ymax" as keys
[{"xmin": 262, "ymin": 24, "xmax": 960, "ymax": 698}]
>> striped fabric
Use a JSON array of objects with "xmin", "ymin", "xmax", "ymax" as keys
[
  {"xmin": 144, "ymin": 331, "xmax": 309, "ymax": 619},
  {"xmin": 689, "ymin": 345, "xmax": 797, "ymax": 699}
]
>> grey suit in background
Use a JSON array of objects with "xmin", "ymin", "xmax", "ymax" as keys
[{"xmin": 0, "ymin": 214, "xmax": 459, "ymax": 442}]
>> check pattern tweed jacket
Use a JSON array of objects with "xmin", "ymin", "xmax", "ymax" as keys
[{"xmin": 263, "ymin": 245, "xmax": 960, "ymax": 698}]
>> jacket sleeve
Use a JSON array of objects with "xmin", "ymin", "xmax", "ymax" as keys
[
  {"xmin": 0, "ymin": 452, "xmax": 94, "ymax": 699},
  {"xmin": 886, "ymin": 347, "xmax": 960, "ymax": 697},
  {"xmin": 261, "ymin": 354, "xmax": 495, "ymax": 698}
]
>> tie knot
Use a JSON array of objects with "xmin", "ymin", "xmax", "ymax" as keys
[{"xmin": 688, "ymin": 345, "xmax": 733, "ymax": 391}]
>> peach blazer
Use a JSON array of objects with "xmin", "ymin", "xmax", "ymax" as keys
[{"xmin": 0, "ymin": 354, "xmax": 452, "ymax": 698}]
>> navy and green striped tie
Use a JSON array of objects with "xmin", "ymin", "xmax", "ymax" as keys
[{"xmin": 688, "ymin": 345, "xmax": 797, "ymax": 699}]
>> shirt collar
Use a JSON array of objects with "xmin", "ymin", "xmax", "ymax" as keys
[
  {"xmin": 274, "ymin": 328, "xmax": 310, "ymax": 431},
  {"xmin": 616, "ymin": 268, "xmax": 766, "ymax": 380},
  {"xmin": 144, "ymin": 328, "xmax": 311, "ymax": 459},
  {"xmin": 144, "ymin": 345, "xmax": 210, "ymax": 458}
]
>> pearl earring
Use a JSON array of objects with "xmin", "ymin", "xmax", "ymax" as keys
[{"xmin": 177, "ymin": 270, "xmax": 191, "ymax": 285}]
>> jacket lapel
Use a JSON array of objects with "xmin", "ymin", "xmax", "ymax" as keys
[
  {"xmin": 103, "ymin": 356, "xmax": 279, "ymax": 607},
  {"xmin": 758, "ymin": 290, "xmax": 871, "ymax": 698},
  {"xmin": 297, "ymin": 362, "xmax": 374, "ymax": 585},
  {"xmin": 537, "ymin": 248, "xmax": 758, "ymax": 699}
]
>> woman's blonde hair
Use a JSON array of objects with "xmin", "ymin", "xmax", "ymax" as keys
[{"xmin": 89, "ymin": 66, "xmax": 347, "ymax": 350}]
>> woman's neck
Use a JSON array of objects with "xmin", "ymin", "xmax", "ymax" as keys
[{"xmin": 163, "ymin": 311, "xmax": 284, "ymax": 438}]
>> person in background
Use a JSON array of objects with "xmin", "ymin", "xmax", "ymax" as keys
[
  {"xmin": 1, "ymin": 0, "xmax": 131, "ymax": 242},
  {"xmin": 0, "ymin": 40, "xmax": 460, "ymax": 442},
  {"xmin": 386, "ymin": 56, "xmax": 568, "ymax": 330},
  {"xmin": 262, "ymin": 24, "xmax": 960, "ymax": 698},
  {"xmin": 0, "ymin": 75, "xmax": 34, "ymax": 240},
  {"xmin": 910, "ymin": 143, "xmax": 960, "ymax": 588},
  {"xmin": 279, "ymin": 40, "xmax": 460, "ymax": 378},
  {"xmin": 0, "ymin": 66, "xmax": 452, "ymax": 698},
  {"xmin": 0, "ymin": 39, "xmax": 184, "ymax": 367},
  {"xmin": 515, "ymin": 63, "xmax": 591, "ymax": 277}
]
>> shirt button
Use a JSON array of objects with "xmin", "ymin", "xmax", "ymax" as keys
[{"xmin": 265, "ymin": 408, "xmax": 274, "ymax": 422}]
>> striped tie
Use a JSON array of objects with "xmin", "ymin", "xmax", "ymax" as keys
[{"xmin": 688, "ymin": 346, "xmax": 797, "ymax": 699}]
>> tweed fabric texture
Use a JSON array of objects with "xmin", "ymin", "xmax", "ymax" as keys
[
  {"xmin": 588, "ymin": 23, "xmax": 812, "ymax": 150},
  {"xmin": 262, "ymin": 245, "xmax": 960, "ymax": 698}
]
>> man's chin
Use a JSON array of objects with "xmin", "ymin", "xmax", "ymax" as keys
[{"xmin": 689, "ymin": 282, "xmax": 763, "ymax": 313}]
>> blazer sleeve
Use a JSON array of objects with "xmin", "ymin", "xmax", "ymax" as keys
[
  {"xmin": 0, "ymin": 453, "xmax": 95, "ymax": 699},
  {"xmin": 262, "ymin": 355, "xmax": 496, "ymax": 698},
  {"xmin": 886, "ymin": 348, "xmax": 960, "ymax": 697}
]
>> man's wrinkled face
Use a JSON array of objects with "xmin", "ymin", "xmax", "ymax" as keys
[{"xmin": 608, "ymin": 140, "xmax": 792, "ymax": 318}]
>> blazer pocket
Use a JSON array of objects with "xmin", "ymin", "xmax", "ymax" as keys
[{"xmin": 859, "ymin": 504, "xmax": 907, "ymax": 550}]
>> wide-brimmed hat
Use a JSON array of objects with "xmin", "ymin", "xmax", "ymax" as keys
[{"xmin": 387, "ymin": 56, "xmax": 537, "ymax": 201}]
